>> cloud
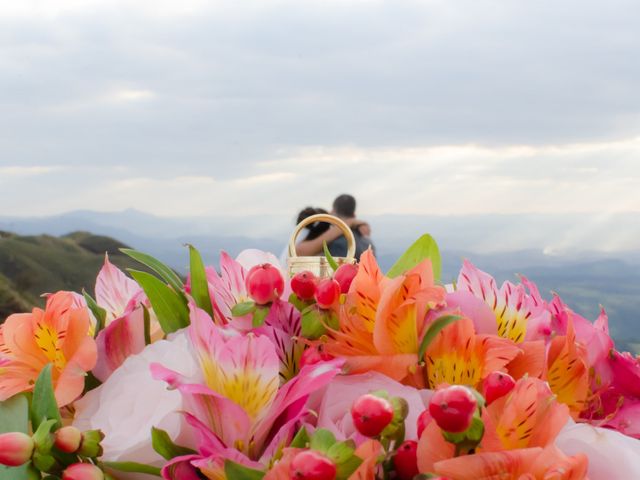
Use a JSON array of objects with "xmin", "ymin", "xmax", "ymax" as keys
[
  {"xmin": 0, "ymin": 166, "xmax": 66, "ymax": 177},
  {"xmin": 0, "ymin": 0, "xmax": 638, "ymax": 221}
]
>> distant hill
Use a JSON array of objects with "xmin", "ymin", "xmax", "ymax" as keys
[{"xmin": 0, "ymin": 231, "xmax": 142, "ymax": 321}]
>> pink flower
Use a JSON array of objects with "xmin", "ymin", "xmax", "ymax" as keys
[
  {"xmin": 456, "ymin": 260, "xmax": 551, "ymax": 343},
  {"xmin": 151, "ymin": 311, "xmax": 342, "ymax": 478}
]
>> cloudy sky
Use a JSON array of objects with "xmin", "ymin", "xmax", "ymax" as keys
[{"xmin": 1, "ymin": 0, "xmax": 639, "ymax": 218}]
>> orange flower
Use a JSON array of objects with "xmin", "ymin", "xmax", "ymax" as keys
[
  {"xmin": 0, "ymin": 291, "xmax": 97, "ymax": 406},
  {"xmin": 322, "ymin": 250, "xmax": 446, "ymax": 383},
  {"xmin": 432, "ymin": 446, "xmax": 588, "ymax": 480},
  {"xmin": 417, "ymin": 378, "xmax": 585, "ymax": 479},
  {"xmin": 481, "ymin": 377, "xmax": 569, "ymax": 451},
  {"xmin": 424, "ymin": 317, "xmax": 520, "ymax": 389},
  {"xmin": 544, "ymin": 321, "xmax": 590, "ymax": 419}
]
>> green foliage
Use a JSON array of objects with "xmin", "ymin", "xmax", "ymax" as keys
[
  {"xmin": 102, "ymin": 461, "xmax": 161, "ymax": 476},
  {"xmin": 301, "ymin": 305, "xmax": 338, "ymax": 339},
  {"xmin": 121, "ymin": 249, "xmax": 184, "ymax": 294},
  {"xmin": 418, "ymin": 315, "xmax": 463, "ymax": 360},
  {"xmin": 30, "ymin": 364, "xmax": 62, "ymax": 430},
  {"xmin": 82, "ymin": 289, "xmax": 107, "ymax": 337},
  {"xmin": 387, "ymin": 234, "xmax": 441, "ymax": 281},
  {"xmin": 151, "ymin": 427, "xmax": 197, "ymax": 460},
  {"xmin": 187, "ymin": 244, "xmax": 214, "ymax": 318},
  {"xmin": 232, "ymin": 301, "xmax": 256, "ymax": 316},
  {"xmin": 129, "ymin": 270, "xmax": 190, "ymax": 334},
  {"xmin": 323, "ymin": 240, "xmax": 339, "ymax": 271},
  {"xmin": 223, "ymin": 460, "xmax": 265, "ymax": 480}
]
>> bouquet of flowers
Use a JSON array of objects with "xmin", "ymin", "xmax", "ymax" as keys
[{"xmin": 1, "ymin": 232, "xmax": 639, "ymax": 480}]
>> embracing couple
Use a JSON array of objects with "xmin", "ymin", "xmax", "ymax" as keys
[{"xmin": 293, "ymin": 194, "xmax": 375, "ymax": 260}]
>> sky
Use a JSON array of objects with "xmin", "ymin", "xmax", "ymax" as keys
[{"xmin": 1, "ymin": 0, "xmax": 639, "ymax": 218}]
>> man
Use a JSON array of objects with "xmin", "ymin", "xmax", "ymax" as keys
[{"xmin": 328, "ymin": 194, "xmax": 375, "ymax": 260}]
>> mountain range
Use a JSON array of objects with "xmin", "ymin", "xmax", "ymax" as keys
[{"xmin": 1, "ymin": 209, "xmax": 638, "ymax": 352}]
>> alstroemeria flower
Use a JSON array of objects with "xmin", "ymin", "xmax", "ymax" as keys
[
  {"xmin": 424, "ymin": 317, "xmax": 520, "ymax": 389},
  {"xmin": 152, "ymin": 309, "xmax": 342, "ymax": 479},
  {"xmin": 428, "ymin": 446, "xmax": 588, "ymax": 480},
  {"xmin": 418, "ymin": 378, "xmax": 582, "ymax": 479},
  {"xmin": 92, "ymin": 255, "xmax": 161, "ymax": 382},
  {"xmin": 0, "ymin": 291, "xmax": 97, "ymax": 406},
  {"xmin": 205, "ymin": 250, "xmax": 287, "ymax": 330},
  {"xmin": 323, "ymin": 250, "xmax": 446, "ymax": 383},
  {"xmin": 544, "ymin": 321, "xmax": 590, "ymax": 419},
  {"xmin": 456, "ymin": 260, "xmax": 552, "ymax": 343}
]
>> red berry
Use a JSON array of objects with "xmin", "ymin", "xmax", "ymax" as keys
[
  {"xmin": 300, "ymin": 345, "xmax": 334, "ymax": 368},
  {"xmin": 394, "ymin": 440, "xmax": 419, "ymax": 480},
  {"xmin": 428, "ymin": 385, "xmax": 477, "ymax": 433},
  {"xmin": 291, "ymin": 271, "xmax": 318, "ymax": 300},
  {"xmin": 483, "ymin": 371, "xmax": 516, "ymax": 405},
  {"xmin": 246, "ymin": 264, "xmax": 284, "ymax": 305},
  {"xmin": 62, "ymin": 463, "xmax": 104, "ymax": 480},
  {"xmin": 333, "ymin": 263, "xmax": 358, "ymax": 293},
  {"xmin": 416, "ymin": 409, "xmax": 433, "ymax": 438},
  {"xmin": 351, "ymin": 394, "xmax": 395, "ymax": 437},
  {"xmin": 54, "ymin": 426, "xmax": 82, "ymax": 453},
  {"xmin": 314, "ymin": 279, "xmax": 340, "ymax": 309},
  {"xmin": 290, "ymin": 450, "xmax": 337, "ymax": 480}
]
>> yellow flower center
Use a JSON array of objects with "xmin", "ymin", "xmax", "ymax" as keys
[
  {"xmin": 496, "ymin": 307, "xmax": 528, "ymax": 343},
  {"xmin": 34, "ymin": 323, "xmax": 66, "ymax": 370},
  {"xmin": 426, "ymin": 352, "xmax": 482, "ymax": 388}
]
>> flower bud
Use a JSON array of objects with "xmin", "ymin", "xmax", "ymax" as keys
[
  {"xmin": 62, "ymin": 463, "xmax": 105, "ymax": 480},
  {"xmin": 54, "ymin": 426, "xmax": 82, "ymax": 453},
  {"xmin": 0, "ymin": 431, "xmax": 34, "ymax": 466},
  {"xmin": 78, "ymin": 430, "xmax": 105, "ymax": 458}
]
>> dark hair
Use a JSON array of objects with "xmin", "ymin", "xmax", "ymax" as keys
[
  {"xmin": 296, "ymin": 207, "xmax": 330, "ymax": 241},
  {"xmin": 332, "ymin": 194, "xmax": 356, "ymax": 218}
]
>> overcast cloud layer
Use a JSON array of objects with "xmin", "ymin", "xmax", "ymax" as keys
[{"xmin": 1, "ymin": 0, "xmax": 639, "ymax": 217}]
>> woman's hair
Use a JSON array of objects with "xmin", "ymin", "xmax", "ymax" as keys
[{"xmin": 296, "ymin": 207, "xmax": 330, "ymax": 241}]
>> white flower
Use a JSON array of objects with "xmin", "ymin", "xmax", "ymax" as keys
[
  {"xmin": 556, "ymin": 421, "xmax": 640, "ymax": 479},
  {"xmin": 73, "ymin": 331, "xmax": 198, "ymax": 479}
]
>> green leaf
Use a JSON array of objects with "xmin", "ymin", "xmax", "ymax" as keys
[
  {"xmin": 187, "ymin": 244, "xmax": 214, "ymax": 318},
  {"xmin": 310, "ymin": 428, "xmax": 337, "ymax": 454},
  {"xmin": 129, "ymin": 270, "xmax": 190, "ymax": 334},
  {"xmin": 301, "ymin": 306, "xmax": 327, "ymax": 339},
  {"xmin": 30, "ymin": 364, "xmax": 62, "ymax": 430},
  {"xmin": 120, "ymin": 248, "xmax": 184, "ymax": 293},
  {"xmin": 83, "ymin": 289, "xmax": 107, "ymax": 337},
  {"xmin": 288, "ymin": 293, "xmax": 313, "ymax": 312},
  {"xmin": 290, "ymin": 426, "xmax": 311, "ymax": 449},
  {"xmin": 102, "ymin": 461, "xmax": 162, "ymax": 476},
  {"xmin": 387, "ymin": 234, "xmax": 441, "ymax": 280},
  {"xmin": 323, "ymin": 241, "xmax": 339, "ymax": 271},
  {"xmin": 252, "ymin": 305, "xmax": 270, "ymax": 328},
  {"xmin": 418, "ymin": 315, "xmax": 463, "ymax": 360},
  {"xmin": 336, "ymin": 455, "xmax": 363, "ymax": 480},
  {"xmin": 151, "ymin": 427, "xmax": 197, "ymax": 460},
  {"xmin": 231, "ymin": 301, "xmax": 256, "ymax": 317},
  {"xmin": 327, "ymin": 440, "xmax": 356, "ymax": 464},
  {"xmin": 223, "ymin": 460, "xmax": 265, "ymax": 480},
  {"xmin": 0, "ymin": 394, "xmax": 30, "ymax": 480}
]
